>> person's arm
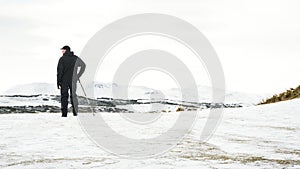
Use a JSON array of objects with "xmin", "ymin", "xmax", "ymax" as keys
[
  {"xmin": 76, "ymin": 57, "xmax": 86, "ymax": 79},
  {"xmin": 57, "ymin": 58, "xmax": 63, "ymax": 89}
]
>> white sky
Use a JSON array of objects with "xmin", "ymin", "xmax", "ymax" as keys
[{"xmin": 0, "ymin": 0, "xmax": 300, "ymax": 94}]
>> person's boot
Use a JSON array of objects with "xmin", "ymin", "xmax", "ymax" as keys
[
  {"xmin": 71, "ymin": 106, "xmax": 78, "ymax": 116},
  {"xmin": 61, "ymin": 108, "xmax": 68, "ymax": 117},
  {"xmin": 73, "ymin": 110, "xmax": 78, "ymax": 116}
]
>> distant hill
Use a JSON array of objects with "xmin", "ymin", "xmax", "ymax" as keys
[
  {"xmin": 4, "ymin": 82, "xmax": 269, "ymax": 105},
  {"xmin": 4, "ymin": 83, "xmax": 59, "ymax": 95},
  {"xmin": 259, "ymin": 85, "xmax": 300, "ymax": 105}
]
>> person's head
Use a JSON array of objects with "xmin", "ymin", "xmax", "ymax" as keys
[{"xmin": 61, "ymin": 45, "xmax": 71, "ymax": 54}]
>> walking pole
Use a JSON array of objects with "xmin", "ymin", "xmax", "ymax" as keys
[{"xmin": 78, "ymin": 79, "xmax": 95, "ymax": 116}]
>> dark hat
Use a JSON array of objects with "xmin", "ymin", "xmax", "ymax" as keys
[{"xmin": 61, "ymin": 45, "xmax": 71, "ymax": 51}]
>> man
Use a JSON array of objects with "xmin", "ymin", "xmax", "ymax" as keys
[{"xmin": 57, "ymin": 45, "xmax": 86, "ymax": 117}]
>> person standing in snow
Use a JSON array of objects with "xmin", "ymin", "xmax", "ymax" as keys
[{"xmin": 57, "ymin": 45, "xmax": 86, "ymax": 117}]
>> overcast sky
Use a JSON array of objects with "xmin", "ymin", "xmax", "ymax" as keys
[{"xmin": 0, "ymin": 0, "xmax": 300, "ymax": 94}]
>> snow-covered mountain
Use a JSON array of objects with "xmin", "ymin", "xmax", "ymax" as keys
[
  {"xmin": 4, "ymin": 83, "xmax": 59, "ymax": 95},
  {"xmin": 3, "ymin": 82, "xmax": 270, "ymax": 105},
  {"xmin": 81, "ymin": 82, "xmax": 271, "ymax": 105},
  {"xmin": 162, "ymin": 87, "xmax": 270, "ymax": 105},
  {"xmin": 92, "ymin": 82, "xmax": 157, "ymax": 100}
]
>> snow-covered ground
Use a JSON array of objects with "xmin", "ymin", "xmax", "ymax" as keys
[{"xmin": 0, "ymin": 99, "xmax": 299, "ymax": 168}]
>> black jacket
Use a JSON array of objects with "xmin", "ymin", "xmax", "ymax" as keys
[{"xmin": 57, "ymin": 51, "xmax": 86, "ymax": 86}]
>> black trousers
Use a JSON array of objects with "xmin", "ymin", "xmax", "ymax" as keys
[{"xmin": 60, "ymin": 82, "xmax": 78, "ymax": 117}]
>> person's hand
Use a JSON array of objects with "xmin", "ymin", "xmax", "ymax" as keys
[
  {"xmin": 57, "ymin": 82, "xmax": 61, "ymax": 89},
  {"xmin": 77, "ymin": 76, "xmax": 81, "ymax": 82}
]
